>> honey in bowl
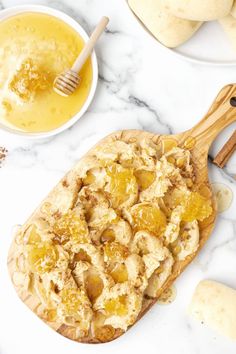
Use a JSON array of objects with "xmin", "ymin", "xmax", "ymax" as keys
[{"xmin": 0, "ymin": 13, "xmax": 93, "ymax": 133}]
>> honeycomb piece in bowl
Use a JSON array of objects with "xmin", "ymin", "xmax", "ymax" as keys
[{"xmin": 9, "ymin": 58, "xmax": 50, "ymax": 102}]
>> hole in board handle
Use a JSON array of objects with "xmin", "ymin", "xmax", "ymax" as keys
[{"xmin": 230, "ymin": 97, "xmax": 236, "ymax": 107}]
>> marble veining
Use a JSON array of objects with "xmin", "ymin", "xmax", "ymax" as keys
[{"xmin": 0, "ymin": 1, "xmax": 236, "ymax": 354}]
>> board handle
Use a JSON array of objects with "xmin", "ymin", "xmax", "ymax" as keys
[{"xmin": 184, "ymin": 84, "xmax": 236, "ymax": 152}]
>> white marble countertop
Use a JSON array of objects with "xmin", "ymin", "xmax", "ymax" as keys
[{"xmin": 0, "ymin": 1, "xmax": 236, "ymax": 353}]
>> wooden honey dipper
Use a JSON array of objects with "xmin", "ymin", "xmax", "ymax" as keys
[{"xmin": 53, "ymin": 16, "xmax": 109, "ymax": 97}]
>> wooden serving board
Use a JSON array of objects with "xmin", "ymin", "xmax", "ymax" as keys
[{"xmin": 7, "ymin": 84, "xmax": 236, "ymax": 343}]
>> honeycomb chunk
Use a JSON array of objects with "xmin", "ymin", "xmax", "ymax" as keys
[
  {"xmin": 134, "ymin": 169, "xmax": 156, "ymax": 191},
  {"xmin": 181, "ymin": 192, "xmax": 212, "ymax": 222},
  {"xmin": 104, "ymin": 295, "xmax": 128, "ymax": 316},
  {"xmin": 59, "ymin": 287, "xmax": 89, "ymax": 318},
  {"xmin": 27, "ymin": 242, "xmax": 58, "ymax": 274},
  {"xmin": 172, "ymin": 190, "xmax": 212, "ymax": 222},
  {"xmin": 131, "ymin": 203, "xmax": 166, "ymax": 236},
  {"xmin": 104, "ymin": 242, "xmax": 129, "ymax": 263},
  {"xmin": 105, "ymin": 163, "xmax": 138, "ymax": 208},
  {"xmin": 53, "ymin": 209, "xmax": 89, "ymax": 245},
  {"xmin": 9, "ymin": 58, "xmax": 50, "ymax": 102},
  {"xmin": 87, "ymin": 205, "xmax": 118, "ymax": 229}
]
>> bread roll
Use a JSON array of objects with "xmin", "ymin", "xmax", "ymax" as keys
[
  {"xmin": 219, "ymin": 14, "xmax": 236, "ymax": 51},
  {"xmin": 188, "ymin": 280, "xmax": 236, "ymax": 340},
  {"xmin": 164, "ymin": 0, "xmax": 233, "ymax": 21},
  {"xmin": 128, "ymin": 0, "xmax": 202, "ymax": 48},
  {"xmin": 230, "ymin": 1, "xmax": 236, "ymax": 18}
]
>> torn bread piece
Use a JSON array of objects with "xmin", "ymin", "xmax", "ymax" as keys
[
  {"xmin": 164, "ymin": 0, "xmax": 233, "ymax": 21},
  {"xmin": 189, "ymin": 280, "xmax": 236, "ymax": 340},
  {"xmin": 128, "ymin": 0, "xmax": 202, "ymax": 48}
]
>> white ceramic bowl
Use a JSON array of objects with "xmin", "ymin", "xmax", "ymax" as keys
[{"xmin": 0, "ymin": 5, "xmax": 98, "ymax": 138}]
